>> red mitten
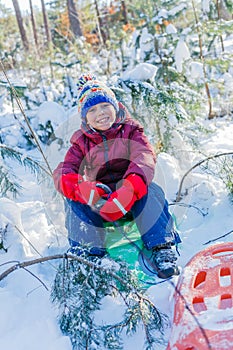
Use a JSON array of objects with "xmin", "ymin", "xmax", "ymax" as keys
[
  {"xmin": 100, "ymin": 174, "xmax": 147, "ymax": 221},
  {"xmin": 59, "ymin": 173, "xmax": 83, "ymax": 200},
  {"xmin": 76, "ymin": 181, "xmax": 105, "ymax": 205},
  {"xmin": 125, "ymin": 174, "xmax": 147, "ymax": 200},
  {"xmin": 60, "ymin": 173, "xmax": 105, "ymax": 205}
]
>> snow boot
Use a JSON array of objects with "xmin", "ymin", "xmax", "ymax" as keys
[{"xmin": 151, "ymin": 243, "xmax": 180, "ymax": 279}]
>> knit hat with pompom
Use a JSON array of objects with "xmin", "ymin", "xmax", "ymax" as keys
[{"xmin": 77, "ymin": 73, "xmax": 119, "ymax": 119}]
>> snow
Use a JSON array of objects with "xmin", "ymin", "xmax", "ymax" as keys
[
  {"xmin": 138, "ymin": 28, "xmax": 154, "ymax": 61},
  {"xmin": 166, "ymin": 23, "xmax": 177, "ymax": 35},
  {"xmin": 175, "ymin": 39, "xmax": 190, "ymax": 73},
  {"xmin": 0, "ymin": 81, "xmax": 233, "ymax": 349},
  {"xmin": 121, "ymin": 63, "xmax": 158, "ymax": 81},
  {"xmin": 202, "ymin": 0, "xmax": 211, "ymax": 13},
  {"xmin": 189, "ymin": 61, "xmax": 205, "ymax": 81},
  {"xmin": 36, "ymin": 101, "xmax": 67, "ymax": 127}
]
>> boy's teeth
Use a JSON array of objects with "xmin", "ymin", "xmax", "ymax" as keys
[{"xmin": 99, "ymin": 117, "xmax": 107, "ymax": 123}]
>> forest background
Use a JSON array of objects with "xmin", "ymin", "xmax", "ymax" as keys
[{"xmin": 1, "ymin": 0, "xmax": 233, "ymax": 187}]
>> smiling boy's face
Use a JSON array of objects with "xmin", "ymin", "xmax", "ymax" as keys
[{"xmin": 86, "ymin": 102, "xmax": 117, "ymax": 131}]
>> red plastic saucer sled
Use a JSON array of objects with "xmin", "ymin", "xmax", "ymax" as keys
[{"xmin": 167, "ymin": 242, "xmax": 233, "ymax": 350}]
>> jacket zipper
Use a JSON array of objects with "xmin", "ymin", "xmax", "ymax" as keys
[{"xmin": 100, "ymin": 133, "xmax": 115, "ymax": 183}]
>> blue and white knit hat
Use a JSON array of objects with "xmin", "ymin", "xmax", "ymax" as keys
[{"xmin": 77, "ymin": 73, "xmax": 119, "ymax": 119}]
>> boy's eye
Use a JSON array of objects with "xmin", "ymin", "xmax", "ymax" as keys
[{"xmin": 88, "ymin": 107, "xmax": 96, "ymax": 113}]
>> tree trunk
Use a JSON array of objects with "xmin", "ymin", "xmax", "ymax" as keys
[
  {"xmin": 121, "ymin": 0, "xmax": 128, "ymax": 24},
  {"xmin": 216, "ymin": 0, "xmax": 224, "ymax": 52},
  {"xmin": 41, "ymin": 0, "xmax": 52, "ymax": 45},
  {"xmin": 94, "ymin": 0, "xmax": 107, "ymax": 45},
  {"xmin": 219, "ymin": 0, "xmax": 233, "ymax": 20},
  {"xmin": 67, "ymin": 0, "xmax": 83, "ymax": 37},
  {"xmin": 29, "ymin": 0, "xmax": 38, "ymax": 48},
  {"xmin": 12, "ymin": 0, "xmax": 30, "ymax": 51}
]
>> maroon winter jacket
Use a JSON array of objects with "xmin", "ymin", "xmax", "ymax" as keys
[{"xmin": 53, "ymin": 103, "xmax": 156, "ymax": 192}]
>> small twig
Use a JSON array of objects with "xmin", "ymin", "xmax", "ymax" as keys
[
  {"xmin": 21, "ymin": 267, "xmax": 49, "ymax": 291},
  {"xmin": 203, "ymin": 229, "xmax": 233, "ymax": 245},
  {"xmin": 175, "ymin": 152, "xmax": 233, "ymax": 202},
  {"xmin": 27, "ymin": 285, "xmax": 43, "ymax": 297},
  {"xmin": 15, "ymin": 225, "xmax": 46, "ymax": 259},
  {"xmin": 0, "ymin": 260, "xmax": 21, "ymax": 267},
  {"xmin": 14, "ymin": 225, "xmax": 58, "ymax": 270},
  {"xmin": 169, "ymin": 202, "xmax": 208, "ymax": 217},
  {"xmin": 0, "ymin": 255, "xmax": 63, "ymax": 282}
]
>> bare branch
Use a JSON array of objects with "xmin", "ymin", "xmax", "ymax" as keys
[
  {"xmin": 175, "ymin": 152, "xmax": 233, "ymax": 202},
  {"xmin": 0, "ymin": 254, "xmax": 135, "ymax": 290},
  {"xmin": 21, "ymin": 267, "xmax": 49, "ymax": 290},
  {"xmin": 203, "ymin": 229, "xmax": 233, "ymax": 245},
  {"xmin": 169, "ymin": 202, "xmax": 208, "ymax": 216}
]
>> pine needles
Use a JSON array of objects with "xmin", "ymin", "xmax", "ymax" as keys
[
  {"xmin": 51, "ymin": 255, "xmax": 169, "ymax": 350},
  {"xmin": 0, "ymin": 144, "xmax": 51, "ymax": 197}
]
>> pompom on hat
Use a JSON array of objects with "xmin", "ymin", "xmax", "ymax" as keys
[{"xmin": 77, "ymin": 73, "xmax": 119, "ymax": 119}]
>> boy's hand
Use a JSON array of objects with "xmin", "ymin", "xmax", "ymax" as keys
[
  {"xmin": 76, "ymin": 181, "xmax": 105, "ymax": 205},
  {"xmin": 99, "ymin": 185, "xmax": 137, "ymax": 221},
  {"xmin": 99, "ymin": 174, "xmax": 147, "ymax": 221},
  {"xmin": 60, "ymin": 173, "xmax": 105, "ymax": 205}
]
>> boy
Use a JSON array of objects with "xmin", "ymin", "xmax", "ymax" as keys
[{"xmin": 53, "ymin": 74, "xmax": 181, "ymax": 279}]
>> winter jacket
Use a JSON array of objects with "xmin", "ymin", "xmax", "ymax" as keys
[{"xmin": 53, "ymin": 103, "xmax": 156, "ymax": 193}]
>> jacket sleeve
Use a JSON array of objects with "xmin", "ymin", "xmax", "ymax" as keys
[
  {"xmin": 53, "ymin": 132, "xmax": 85, "ymax": 193},
  {"xmin": 124, "ymin": 123, "xmax": 156, "ymax": 185}
]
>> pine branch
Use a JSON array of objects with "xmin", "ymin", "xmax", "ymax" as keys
[
  {"xmin": 52, "ymin": 257, "xmax": 168, "ymax": 349},
  {"xmin": 0, "ymin": 60, "xmax": 53, "ymax": 176},
  {"xmin": 0, "ymin": 224, "xmax": 8, "ymax": 252},
  {"xmin": 0, "ymin": 253, "xmax": 168, "ymax": 349},
  {"xmin": 0, "ymin": 253, "xmax": 214, "ymax": 349},
  {"xmin": 0, "ymin": 164, "xmax": 23, "ymax": 197},
  {"xmin": 0, "ymin": 253, "xmax": 149, "ymax": 295},
  {"xmin": 0, "ymin": 144, "xmax": 51, "ymax": 177}
]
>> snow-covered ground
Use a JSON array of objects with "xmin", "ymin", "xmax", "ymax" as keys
[{"xmin": 0, "ymin": 97, "xmax": 232, "ymax": 350}]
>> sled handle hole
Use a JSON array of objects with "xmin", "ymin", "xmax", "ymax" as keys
[
  {"xmin": 219, "ymin": 294, "xmax": 232, "ymax": 309},
  {"xmin": 192, "ymin": 296, "xmax": 207, "ymax": 313},
  {"xmin": 193, "ymin": 271, "xmax": 207, "ymax": 289},
  {"xmin": 212, "ymin": 249, "xmax": 233, "ymax": 258},
  {"xmin": 219, "ymin": 267, "xmax": 231, "ymax": 287}
]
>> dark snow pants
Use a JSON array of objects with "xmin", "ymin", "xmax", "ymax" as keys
[{"xmin": 65, "ymin": 182, "xmax": 181, "ymax": 255}]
